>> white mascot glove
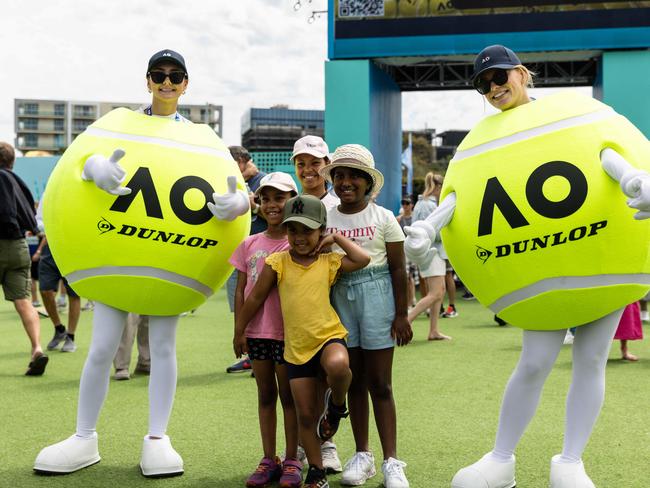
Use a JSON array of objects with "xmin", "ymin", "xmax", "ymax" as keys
[
  {"xmin": 82, "ymin": 149, "xmax": 132, "ymax": 196},
  {"xmin": 404, "ymin": 220, "xmax": 438, "ymax": 268},
  {"xmin": 601, "ymin": 147, "xmax": 650, "ymax": 220},
  {"xmin": 207, "ymin": 175, "xmax": 250, "ymax": 222}
]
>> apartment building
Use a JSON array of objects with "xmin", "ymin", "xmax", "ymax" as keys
[{"xmin": 15, "ymin": 99, "xmax": 223, "ymax": 154}]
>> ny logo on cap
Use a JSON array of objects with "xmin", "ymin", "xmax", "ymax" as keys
[
  {"xmin": 163, "ymin": 52, "xmax": 172, "ymax": 56},
  {"xmin": 291, "ymin": 200, "xmax": 305, "ymax": 214},
  {"xmin": 481, "ymin": 56, "xmax": 490, "ymax": 64}
]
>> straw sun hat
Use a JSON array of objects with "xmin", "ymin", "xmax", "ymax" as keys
[{"xmin": 319, "ymin": 144, "xmax": 384, "ymax": 195}]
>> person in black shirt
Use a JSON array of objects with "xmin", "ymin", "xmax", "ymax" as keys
[{"xmin": 0, "ymin": 142, "xmax": 48, "ymax": 375}]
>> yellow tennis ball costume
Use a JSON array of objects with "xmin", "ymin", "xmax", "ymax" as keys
[
  {"xmin": 43, "ymin": 109, "xmax": 250, "ymax": 316},
  {"xmin": 442, "ymin": 91, "xmax": 650, "ymax": 329}
]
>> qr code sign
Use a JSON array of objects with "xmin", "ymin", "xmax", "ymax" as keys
[{"xmin": 339, "ymin": 0, "xmax": 385, "ymax": 17}]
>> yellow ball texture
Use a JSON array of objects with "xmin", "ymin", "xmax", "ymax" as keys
[
  {"xmin": 43, "ymin": 109, "xmax": 250, "ymax": 315},
  {"xmin": 441, "ymin": 91, "xmax": 650, "ymax": 330}
]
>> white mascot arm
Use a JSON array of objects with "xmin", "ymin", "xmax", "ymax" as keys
[
  {"xmin": 404, "ymin": 192, "xmax": 457, "ymax": 268},
  {"xmin": 82, "ymin": 149, "xmax": 132, "ymax": 196},
  {"xmin": 601, "ymin": 148, "xmax": 650, "ymax": 220},
  {"xmin": 207, "ymin": 175, "xmax": 250, "ymax": 222}
]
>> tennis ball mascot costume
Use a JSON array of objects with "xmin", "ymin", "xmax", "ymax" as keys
[
  {"xmin": 405, "ymin": 47, "xmax": 650, "ymax": 488},
  {"xmin": 34, "ymin": 50, "xmax": 250, "ymax": 478}
]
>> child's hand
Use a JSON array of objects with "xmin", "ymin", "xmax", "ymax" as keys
[
  {"xmin": 233, "ymin": 332, "xmax": 248, "ymax": 358},
  {"xmin": 312, "ymin": 234, "xmax": 335, "ymax": 255},
  {"xmin": 391, "ymin": 316, "xmax": 413, "ymax": 347}
]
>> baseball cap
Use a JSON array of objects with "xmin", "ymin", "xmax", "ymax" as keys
[
  {"xmin": 291, "ymin": 135, "xmax": 329, "ymax": 161},
  {"xmin": 254, "ymin": 172, "xmax": 299, "ymax": 197},
  {"xmin": 282, "ymin": 195, "xmax": 327, "ymax": 229},
  {"xmin": 471, "ymin": 45, "xmax": 521, "ymax": 83},
  {"xmin": 147, "ymin": 49, "xmax": 187, "ymax": 74}
]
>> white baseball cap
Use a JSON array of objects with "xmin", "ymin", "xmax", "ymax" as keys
[
  {"xmin": 291, "ymin": 135, "xmax": 329, "ymax": 161},
  {"xmin": 254, "ymin": 172, "xmax": 299, "ymax": 197}
]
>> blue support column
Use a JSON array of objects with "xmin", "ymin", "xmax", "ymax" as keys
[
  {"xmin": 325, "ymin": 60, "xmax": 402, "ymax": 212},
  {"xmin": 594, "ymin": 50, "xmax": 650, "ymax": 138}
]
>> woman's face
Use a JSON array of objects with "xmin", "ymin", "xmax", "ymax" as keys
[
  {"xmin": 147, "ymin": 62, "xmax": 188, "ymax": 103},
  {"xmin": 294, "ymin": 153, "xmax": 327, "ymax": 194},
  {"xmin": 481, "ymin": 68, "xmax": 529, "ymax": 112}
]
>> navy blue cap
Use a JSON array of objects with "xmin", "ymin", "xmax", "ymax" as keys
[
  {"xmin": 147, "ymin": 49, "xmax": 187, "ymax": 74},
  {"xmin": 471, "ymin": 45, "xmax": 521, "ymax": 82}
]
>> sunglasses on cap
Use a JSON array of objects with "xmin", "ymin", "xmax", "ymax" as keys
[
  {"xmin": 473, "ymin": 68, "xmax": 509, "ymax": 95},
  {"xmin": 148, "ymin": 70, "xmax": 187, "ymax": 84}
]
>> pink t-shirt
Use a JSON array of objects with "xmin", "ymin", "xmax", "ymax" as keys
[{"xmin": 229, "ymin": 233, "xmax": 290, "ymax": 340}]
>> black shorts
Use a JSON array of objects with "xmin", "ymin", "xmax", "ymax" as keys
[
  {"xmin": 30, "ymin": 259, "xmax": 39, "ymax": 280},
  {"xmin": 38, "ymin": 253, "xmax": 79, "ymax": 297},
  {"xmin": 247, "ymin": 338, "xmax": 286, "ymax": 364},
  {"xmin": 286, "ymin": 338, "xmax": 347, "ymax": 380}
]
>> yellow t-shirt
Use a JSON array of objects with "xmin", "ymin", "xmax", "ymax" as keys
[{"xmin": 265, "ymin": 251, "xmax": 348, "ymax": 365}]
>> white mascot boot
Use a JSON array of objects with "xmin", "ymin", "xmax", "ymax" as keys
[
  {"xmin": 34, "ymin": 433, "xmax": 100, "ymax": 474},
  {"xmin": 549, "ymin": 455, "xmax": 595, "ymax": 488},
  {"xmin": 451, "ymin": 453, "xmax": 516, "ymax": 488}
]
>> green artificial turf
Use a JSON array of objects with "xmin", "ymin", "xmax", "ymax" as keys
[{"xmin": 2, "ymin": 290, "xmax": 649, "ymax": 487}]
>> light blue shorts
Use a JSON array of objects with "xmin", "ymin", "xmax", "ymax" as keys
[{"xmin": 332, "ymin": 265, "xmax": 395, "ymax": 350}]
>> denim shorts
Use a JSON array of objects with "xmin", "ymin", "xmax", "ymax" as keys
[{"xmin": 331, "ymin": 265, "xmax": 395, "ymax": 350}]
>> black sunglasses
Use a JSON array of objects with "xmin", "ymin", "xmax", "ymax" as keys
[
  {"xmin": 401, "ymin": 200, "xmax": 412, "ymax": 205},
  {"xmin": 473, "ymin": 68, "xmax": 509, "ymax": 95},
  {"xmin": 148, "ymin": 70, "xmax": 187, "ymax": 84}
]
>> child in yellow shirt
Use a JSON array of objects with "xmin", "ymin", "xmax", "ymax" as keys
[{"xmin": 235, "ymin": 194, "xmax": 370, "ymax": 488}]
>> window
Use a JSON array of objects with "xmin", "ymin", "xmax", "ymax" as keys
[
  {"xmin": 73, "ymin": 120, "xmax": 90, "ymax": 131},
  {"xmin": 25, "ymin": 134, "xmax": 38, "ymax": 147},
  {"xmin": 23, "ymin": 118, "xmax": 38, "ymax": 130},
  {"xmin": 54, "ymin": 135, "xmax": 65, "ymax": 148},
  {"xmin": 178, "ymin": 108, "xmax": 191, "ymax": 119},
  {"xmin": 54, "ymin": 119, "xmax": 64, "ymax": 131},
  {"xmin": 75, "ymin": 105, "xmax": 94, "ymax": 117},
  {"xmin": 23, "ymin": 103, "xmax": 39, "ymax": 115},
  {"xmin": 54, "ymin": 104, "xmax": 65, "ymax": 116}
]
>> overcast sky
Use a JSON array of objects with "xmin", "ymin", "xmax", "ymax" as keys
[{"xmin": 2, "ymin": 0, "xmax": 589, "ymax": 152}]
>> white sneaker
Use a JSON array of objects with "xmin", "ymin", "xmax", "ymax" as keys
[
  {"xmin": 451, "ymin": 453, "xmax": 516, "ymax": 488},
  {"xmin": 34, "ymin": 433, "xmax": 100, "ymax": 474},
  {"xmin": 321, "ymin": 441, "xmax": 342, "ymax": 473},
  {"xmin": 341, "ymin": 451, "xmax": 376, "ymax": 486},
  {"xmin": 550, "ymin": 455, "xmax": 595, "ymax": 488},
  {"xmin": 382, "ymin": 457, "xmax": 409, "ymax": 488},
  {"xmin": 140, "ymin": 435, "xmax": 184, "ymax": 477}
]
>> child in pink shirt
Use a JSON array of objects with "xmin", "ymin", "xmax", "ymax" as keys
[{"xmin": 229, "ymin": 172, "xmax": 302, "ymax": 488}]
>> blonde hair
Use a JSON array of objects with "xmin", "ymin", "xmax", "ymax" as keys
[
  {"xmin": 422, "ymin": 172, "xmax": 444, "ymax": 198},
  {"xmin": 514, "ymin": 65, "xmax": 536, "ymax": 89}
]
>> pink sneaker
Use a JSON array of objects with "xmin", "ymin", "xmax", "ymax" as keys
[
  {"xmin": 246, "ymin": 457, "xmax": 282, "ymax": 487},
  {"xmin": 279, "ymin": 458, "xmax": 303, "ymax": 488}
]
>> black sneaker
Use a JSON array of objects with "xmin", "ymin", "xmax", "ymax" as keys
[
  {"xmin": 47, "ymin": 329, "xmax": 67, "ymax": 350},
  {"xmin": 226, "ymin": 356, "xmax": 251, "ymax": 373},
  {"xmin": 494, "ymin": 315, "xmax": 507, "ymax": 326},
  {"xmin": 304, "ymin": 466, "xmax": 329, "ymax": 488},
  {"xmin": 461, "ymin": 291, "xmax": 476, "ymax": 300},
  {"xmin": 317, "ymin": 389, "xmax": 348, "ymax": 441}
]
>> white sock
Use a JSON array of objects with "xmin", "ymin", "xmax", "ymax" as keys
[
  {"xmin": 562, "ymin": 309, "xmax": 621, "ymax": 461},
  {"xmin": 76, "ymin": 302, "xmax": 128, "ymax": 438},
  {"xmin": 147, "ymin": 315, "xmax": 179, "ymax": 438}
]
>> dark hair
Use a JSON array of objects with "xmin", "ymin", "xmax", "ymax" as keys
[
  {"xmin": 0, "ymin": 142, "xmax": 15, "ymax": 169},
  {"xmin": 401, "ymin": 195, "xmax": 413, "ymax": 205},
  {"xmin": 229, "ymin": 145, "xmax": 251, "ymax": 163},
  {"xmin": 331, "ymin": 166, "xmax": 374, "ymax": 195}
]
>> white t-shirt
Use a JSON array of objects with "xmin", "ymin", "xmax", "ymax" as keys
[
  {"xmin": 326, "ymin": 202, "xmax": 404, "ymax": 267},
  {"xmin": 321, "ymin": 192, "xmax": 340, "ymax": 211},
  {"xmin": 137, "ymin": 105, "xmax": 191, "ymax": 123}
]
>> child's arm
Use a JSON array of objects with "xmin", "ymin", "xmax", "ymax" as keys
[
  {"xmin": 316, "ymin": 233, "xmax": 370, "ymax": 273},
  {"xmin": 386, "ymin": 241, "xmax": 413, "ymax": 347},
  {"xmin": 233, "ymin": 264, "xmax": 277, "ymax": 357},
  {"xmin": 232, "ymin": 270, "xmax": 247, "ymax": 357}
]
